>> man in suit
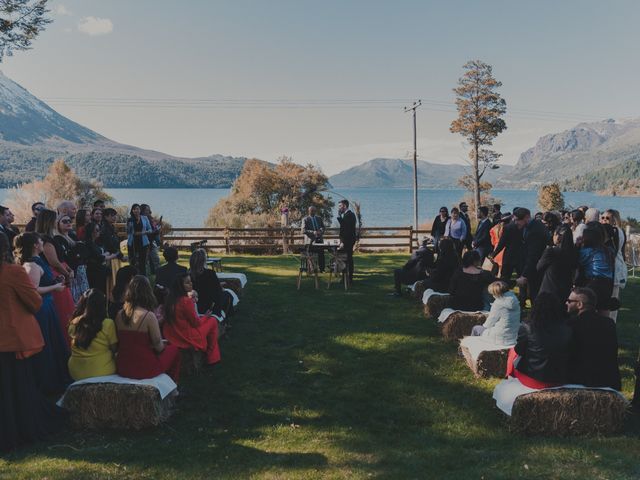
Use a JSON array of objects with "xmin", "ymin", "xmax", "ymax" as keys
[
  {"xmin": 337, "ymin": 199, "xmax": 357, "ymax": 284},
  {"xmin": 515, "ymin": 207, "xmax": 549, "ymax": 302},
  {"xmin": 302, "ymin": 206, "xmax": 326, "ymax": 272},
  {"xmin": 25, "ymin": 202, "xmax": 45, "ymax": 232},
  {"xmin": 155, "ymin": 245, "xmax": 188, "ymax": 289},
  {"xmin": 459, "ymin": 202, "xmax": 473, "ymax": 250},
  {"xmin": 390, "ymin": 239, "xmax": 435, "ymax": 296},
  {"xmin": 491, "ymin": 211, "xmax": 523, "ymax": 282},
  {"xmin": 566, "ymin": 287, "xmax": 621, "ymax": 390},
  {"xmin": 0, "ymin": 205, "xmax": 18, "ymax": 250},
  {"xmin": 473, "ymin": 206, "xmax": 493, "ymax": 260}
]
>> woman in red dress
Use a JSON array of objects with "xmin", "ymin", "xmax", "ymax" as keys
[
  {"xmin": 163, "ymin": 273, "xmax": 220, "ymax": 365},
  {"xmin": 115, "ymin": 275, "xmax": 181, "ymax": 382}
]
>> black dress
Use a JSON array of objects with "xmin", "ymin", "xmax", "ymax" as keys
[
  {"xmin": 536, "ymin": 246, "xmax": 577, "ymax": 302},
  {"xmin": 515, "ymin": 321, "xmax": 572, "ymax": 384},
  {"xmin": 192, "ymin": 270, "xmax": 232, "ymax": 317},
  {"xmin": 448, "ymin": 269, "xmax": 494, "ymax": 311}
]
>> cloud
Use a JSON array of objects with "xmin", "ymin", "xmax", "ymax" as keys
[
  {"xmin": 78, "ymin": 16, "xmax": 113, "ymax": 36},
  {"xmin": 54, "ymin": 4, "xmax": 72, "ymax": 16}
]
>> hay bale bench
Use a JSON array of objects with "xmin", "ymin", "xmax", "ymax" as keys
[
  {"xmin": 62, "ymin": 383, "xmax": 177, "ymax": 430},
  {"xmin": 423, "ymin": 293, "xmax": 451, "ymax": 319},
  {"xmin": 459, "ymin": 343, "xmax": 510, "ymax": 378},
  {"xmin": 220, "ymin": 278, "xmax": 243, "ymax": 296},
  {"xmin": 510, "ymin": 388, "xmax": 628, "ymax": 436},
  {"xmin": 181, "ymin": 348, "xmax": 205, "ymax": 375},
  {"xmin": 413, "ymin": 281, "xmax": 427, "ymax": 302},
  {"xmin": 439, "ymin": 310, "xmax": 487, "ymax": 341}
]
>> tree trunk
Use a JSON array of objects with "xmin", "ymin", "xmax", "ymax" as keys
[{"xmin": 473, "ymin": 142, "xmax": 480, "ymax": 222}]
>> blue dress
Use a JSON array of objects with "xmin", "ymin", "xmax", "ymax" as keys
[{"xmin": 30, "ymin": 256, "xmax": 72, "ymax": 394}]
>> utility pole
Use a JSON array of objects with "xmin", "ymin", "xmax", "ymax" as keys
[{"xmin": 404, "ymin": 100, "xmax": 422, "ymax": 249}]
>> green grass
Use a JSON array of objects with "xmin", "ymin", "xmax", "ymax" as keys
[{"xmin": 2, "ymin": 253, "xmax": 640, "ymax": 479}]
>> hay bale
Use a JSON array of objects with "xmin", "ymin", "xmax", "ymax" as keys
[
  {"xmin": 424, "ymin": 294, "xmax": 451, "ymax": 319},
  {"xmin": 413, "ymin": 281, "xmax": 426, "ymax": 301},
  {"xmin": 181, "ymin": 348, "xmax": 205, "ymax": 376},
  {"xmin": 440, "ymin": 312, "xmax": 487, "ymax": 341},
  {"xmin": 459, "ymin": 344, "xmax": 509, "ymax": 378},
  {"xmin": 510, "ymin": 388, "xmax": 628, "ymax": 436},
  {"xmin": 63, "ymin": 383, "xmax": 177, "ymax": 430},
  {"xmin": 220, "ymin": 278, "xmax": 243, "ymax": 296}
]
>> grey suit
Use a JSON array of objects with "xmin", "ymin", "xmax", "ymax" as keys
[{"xmin": 302, "ymin": 215, "xmax": 325, "ymax": 271}]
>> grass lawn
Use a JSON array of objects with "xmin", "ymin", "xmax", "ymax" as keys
[{"xmin": 2, "ymin": 253, "xmax": 640, "ymax": 479}]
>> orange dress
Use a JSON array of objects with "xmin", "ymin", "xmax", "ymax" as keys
[
  {"xmin": 163, "ymin": 297, "xmax": 220, "ymax": 365},
  {"xmin": 490, "ymin": 223, "xmax": 505, "ymax": 269}
]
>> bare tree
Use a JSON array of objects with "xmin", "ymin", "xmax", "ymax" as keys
[
  {"xmin": 0, "ymin": 0, "xmax": 51, "ymax": 62},
  {"xmin": 451, "ymin": 60, "xmax": 507, "ymax": 220}
]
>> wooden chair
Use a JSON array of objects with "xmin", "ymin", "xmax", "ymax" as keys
[{"xmin": 297, "ymin": 249, "xmax": 319, "ymax": 290}]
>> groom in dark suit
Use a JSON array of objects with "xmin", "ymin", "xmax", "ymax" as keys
[
  {"xmin": 473, "ymin": 206, "xmax": 493, "ymax": 260},
  {"xmin": 337, "ymin": 199, "xmax": 357, "ymax": 284},
  {"xmin": 302, "ymin": 206, "xmax": 326, "ymax": 272}
]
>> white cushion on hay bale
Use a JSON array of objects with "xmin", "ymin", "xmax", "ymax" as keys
[
  {"xmin": 493, "ymin": 377, "xmax": 628, "ymax": 436},
  {"xmin": 459, "ymin": 336, "xmax": 513, "ymax": 378},
  {"xmin": 438, "ymin": 308, "xmax": 488, "ymax": 341},
  {"xmin": 422, "ymin": 289, "xmax": 451, "ymax": 319},
  {"xmin": 59, "ymin": 374, "xmax": 177, "ymax": 430},
  {"xmin": 217, "ymin": 272, "xmax": 248, "ymax": 288}
]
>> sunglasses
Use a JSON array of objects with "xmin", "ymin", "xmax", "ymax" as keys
[
  {"xmin": 60, "ymin": 219, "xmax": 72, "ymax": 224},
  {"xmin": 601, "ymin": 216, "xmax": 611, "ymax": 221}
]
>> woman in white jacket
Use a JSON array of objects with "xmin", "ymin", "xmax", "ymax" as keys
[
  {"xmin": 472, "ymin": 281, "xmax": 521, "ymax": 345},
  {"xmin": 603, "ymin": 209, "xmax": 627, "ymax": 322}
]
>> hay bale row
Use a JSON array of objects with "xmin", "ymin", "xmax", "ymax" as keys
[
  {"xmin": 459, "ymin": 344, "xmax": 509, "ymax": 378},
  {"xmin": 424, "ymin": 294, "xmax": 451, "ymax": 319},
  {"xmin": 180, "ymin": 348, "xmax": 205, "ymax": 376},
  {"xmin": 63, "ymin": 384, "xmax": 177, "ymax": 430},
  {"xmin": 440, "ymin": 312, "xmax": 486, "ymax": 341},
  {"xmin": 510, "ymin": 388, "xmax": 627, "ymax": 436},
  {"xmin": 220, "ymin": 278, "xmax": 243, "ymax": 296},
  {"xmin": 413, "ymin": 281, "xmax": 426, "ymax": 302}
]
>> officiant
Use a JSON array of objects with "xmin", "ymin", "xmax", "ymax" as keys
[{"xmin": 302, "ymin": 206, "xmax": 326, "ymax": 272}]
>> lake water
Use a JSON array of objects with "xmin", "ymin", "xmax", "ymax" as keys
[{"xmin": 0, "ymin": 187, "xmax": 637, "ymax": 228}]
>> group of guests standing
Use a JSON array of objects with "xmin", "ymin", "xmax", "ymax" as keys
[
  {"xmin": 0, "ymin": 198, "xmax": 231, "ymax": 452},
  {"xmin": 400, "ymin": 203, "xmax": 634, "ymax": 406}
]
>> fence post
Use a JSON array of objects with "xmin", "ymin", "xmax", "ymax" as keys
[
  {"xmin": 224, "ymin": 228, "xmax": 230, "ymax": 255},
  {"xmin": 409, "ymin": 226, "xmax": 414, "ymax": 253}
]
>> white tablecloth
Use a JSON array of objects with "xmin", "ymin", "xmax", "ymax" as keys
[
  {"xmin": 437, "ymin": 308, "xmax": 489, "ymax": 324},
  {"xmin": 218, "ymin": 272, "xmax": 248, "ymax": 287},
  {"xmin": 459, "ymin": 335, "xmax": 513, "ymax": 363},
  {"xmin": 422, "ymin": 288, "xmax": 448, "ymax": 305}
]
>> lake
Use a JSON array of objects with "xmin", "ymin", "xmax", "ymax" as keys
[{"xmin": 0, "ymin": 187, "xmax": 637, "ymax": 228}]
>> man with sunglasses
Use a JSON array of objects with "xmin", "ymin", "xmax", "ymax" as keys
[{"xmin": 565, "ymin": 287, "xmax": 621, "ymax": 390}]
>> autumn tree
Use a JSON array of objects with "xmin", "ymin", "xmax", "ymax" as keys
[
  {"xmin": 206, "ymin": 157, "xmax": 334, "ymax": 228},
  {"xmin": 451, "ymin": 60, "xmax": 507, "ymax": 220},
  {"xmin": 0, "ymin": 0, "xmax": 51, "ymax": 62},
  {"xmin": 538, "ymin": 183, "xmax": 565, "ymax": 211}
]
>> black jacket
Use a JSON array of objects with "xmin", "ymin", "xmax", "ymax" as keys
[
  {"xmin": 536, "ymin": 246, "xmax": 577, "ymax": 302},
  {"xmin": 473, "ymin": 218, "xmax": 493, "ymax": 252},
  {"xmin": 448, "ymin": 269, "xmax": 494, "ymax": 311},
  {"xmin": 156, "ymin": 262, "xmax": 188, "ymax": 289},
  {"xmin": 397, "ymin": 246, "xmax": 435, "ymax": 284},
  {"xmin": 522, "ymin": 219, "xmax": 549, "ymax": 280},
  {"xmin": 302, "ymin": 215, "xmax": 325, "ymax": 243},
  {"xmin": 460, "ymin": 212, "xmax": 472, "ymax": 246},
  {"xmin": 567, "ymin": 310, "xmax": 621, "ymax": 390},
  {"xmin": 492, "ymin": 222, "xmax": 523, "ymax": 268},
  {"xmin": 0, "ymin": 224, "xmax": 17, "ymax": 249},
  {"xmin": 515, "ymin": 320, "xmax": 572, "ymax": 384},
  {"xmin": 426, "ymin": 253, "xmax": 459, "ymax": 292},
  {"xmin": 431, "ymin": 215, "xmax": 448, "ymax": 238},
  {"xmin": 338, "ymin": 210, "xmax": 357, "ymax": 246},
  {"xmin": 192, "ymin": 269, "xmax": 224, "ymax": 315}
]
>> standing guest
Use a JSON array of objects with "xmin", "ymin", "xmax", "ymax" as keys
[
  {"xmin": 430, "ymin": 207, "xmax": 449, "ymax": 252},
  {"xmin": 141, "ymin": 204, "xmax": 162, "ymax": 275},
  {"xmin": 25, "ymin": 202, "xmax": 45, "ymax": 232},
  {"xmin": 561, "ymin": 210, "xmax": 571, "ymax": 225},
  {"xmin": 0, "ymin": 232, "xmax": 13, "ymax": 264},
  {"xmin": 534, "ymin": 211, "xmax": 544, "ymax": 221},
  {"xmin": 302, "ymin": 206, "xmax": 326, "ymax": 272},
  {"xmin": 570, "ymin": 209, "xmax": 586, "ymax": 245},
  {"xmin": 584, "ymin": 207, "xmax": 600, "ymax": 223},
  {"xmin": 100, "ymin": 208, "xmax": 124, "ymax": 299},
  {"xmin": 514, "ymin": 208, "xmax": 549, "ymax": 303},
  {"xmin": 84, "ymin": 221, "xmax": 118, "ymax": 292},
  {"xmin": 601, "ymin": 209, "xmax": 627, "ymax": 321},
  {"xmin": 542, "ymin": 211, "xmax": 561, "ymax": 241},
  {"xmin": 0, "ymin": 205, "xmax": 18, "ymax": 248},
  {"xmin": 422, "ymin": 238, "xmax": 460, "ymax": 292},
  {"xmin": 444, "ymin": 207, "xmax": 467, "ymax": 257},
  {"xmin": 508, "ymin": 293, "xmax": 571, "ymax": 389},
  {"xmin": 492, "ymin": 203, "xmax": 503, "ymax": 224},
  {"xmin": 93, "ymin": 199, "xmax": 106, "ymax": 210},
  {"xmin": 90, "ymin": 207, "xmax": 103, "ymax": 228},
  {"xmin": 163, "ymin": 273, "xmax": 221, "ymax": 366},
  {"xmin": 337, "ymin": 199, "xmax": 357, "ymax": 285},
  {"xmin": 190, "ymin": 248, "xmax": 233, "ymax": 317},
  {"xmin": 15, "ymin": 232, "xmax": 71, "ymax": 394},
  {"xmin": 471, "ymin": 280, "xmax": 520, "ymax": 345},
  {"xmin": 492, "ymin": 211, "xmax": 524, "ymax": 282},
  {"xmin": 458, "ymin": 202, "xmax": 473, "ymax": 250},
  {"xmin": 54, "ymin": 214, "xmax": 89, "ymax": 303},
  {"xmin": 127, "ymin": 203, "xmax": 153, "ymax": 276},
  {"xmin": 0, "ymin": 235, "xmax": 66, "ymax": 452},
  {"xmin": 472, "ymin": 206, "xmax": 493, "ymax": 260},
  {"xmin": 488, "ymin": 213, "xmax": 510, "ymax": 276},
  {"xmin": 75, "ymin": 208, "xmax": 91, "ymax": 241},
  {"xmin": 109, "ymin": 265, "xmax": 138, "ymax": 319},
  {"xmin": 565, "ymin": 287, "xmax": 621, "ymax": 390},
  {"xmin": 448, "ymin": 250, "xmax": 494, "ymax": 311},
  {"xmin": 35, "ymin": 209, "xmax": 75, "ymax": 341},
  {"xmin": 536, "ymin": 224, "xmax": 578, "ymax": 303},
  {"xmin": 390, "ymin": 239, "xmax": 434, "ymax": 297},
  {"xmin": 156, "ymin": 245, "xmax": 188, "ymax": 289},
  {"xmin": 577, "ymin": 226, "xmax": 615, "ymax": 316},
  {"xmin": 68, "ymin": 289, "xmax": 118, "ymax": 381},
  {"xmin": 57, "ymin": 201, "xmax": 77, "ymax": 222},
  {"xmin": 115, "ymin": 275, "xmax": 181, "ymax": 382}
]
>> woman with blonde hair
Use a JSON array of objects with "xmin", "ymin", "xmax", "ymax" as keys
[
  {"xmin": 54, "ymin": 214, "xmax": 89, "ymax": 303},
  {"xmin": 601, "ymin": 209, "xmax": 627, "ymax": 321},
  {"xmin": 471, "ymin": 280, "xmax": 521, "ymax": 345},
  {"xmin": 189, "ymin": 248, "xmax": 232, "ymax": 317}
]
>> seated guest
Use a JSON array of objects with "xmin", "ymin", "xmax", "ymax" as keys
[
  {"xmin": 68, "ymin": 289, "xmax": 118, "ymax": 381},
  {"xmin": 422, "ymin": 238, "xmax": 459, "ymax": 292},
  {"xmin": 566, "ymin": 287, "xmax": 621, "ymax": 390},
  {"xmin": 537, "ymin": 224, "xmax": 578, "ymax": 303},
  {"xmin": 163, "ymin": 273, "xmax": 221, "ymax": 365},
  {"xmin": 448, "ymin": 251, "xmax": 494, "ymax": 311},
  {"xmin": 156, "ymin": 245, "xmax": 188, "ymax": 289},
  {"xmin": 577, "ymin": 226, "xmax": 615, "ymax": 315},
  {"xmin": 115, "ymin": 275, "xmax": 180, "ymax": 382},
  {"xmin": 25, "ymin": 202, "xmax": 45, "ymax": 232},
  {"xmin": 390, "ymin": 239, "xmax": 434, "ymax": 296},
  {"xmin": 190, "ymin": 248, "xmax": 233, "ymax": 317},
  {"xmin": 430, "ymin": 207, "xmax": 449, "ymax": 252},
  {"xmin": 509, "ymin": 293, "xmax": 571, "ymax": 389},
  {"xmin": 444, "ymin": 207, "xmax": 467, "ymax": 257},
  {"xmin": 0, "ymin": 236, "xmax": 65, "ymax": 452},
  {"xmin": 471, "ymin": 281, "xmax": 520, "ymax": 345},
  {"xmin": 109, "ymin": 265, "xmax": 138, "ymax": 319}
]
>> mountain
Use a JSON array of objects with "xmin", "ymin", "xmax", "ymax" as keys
[
  {"xmin": 329, "ymin": 158, "xmax": 513, "ymax": 188},
  {"xmin": 498, "ymin": 118, "xmax": 640, "ymax": 190},
  {"xmin": 0, "ymin": 71, "xmax": 247, "ymax": 187}
]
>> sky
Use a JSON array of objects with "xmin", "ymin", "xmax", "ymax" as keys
[{"xmin": 2, "ymin": 0, "xmax": 640, "ymax": 175}]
